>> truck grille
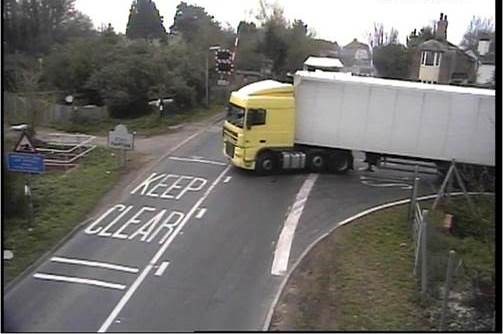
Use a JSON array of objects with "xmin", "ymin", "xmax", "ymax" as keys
[
  {"xmin": 223, "ymin": 128, "xmax": 238, "ymax": 144},
  {"xmin": 225, "ymin": 142, "xmax": 235, "ymax": 158}
]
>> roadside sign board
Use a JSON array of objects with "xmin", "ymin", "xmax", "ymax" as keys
[
  {"xmin": 7, "ymin": 153, "xmax": 45, "ymax": 174},
  {"xmin": 108, "ymin": 124, "xmax": 134, "ymax": 150},
  {"xmin": 14, "ymin": 132, "xmax": 37, "ymax": 153}
]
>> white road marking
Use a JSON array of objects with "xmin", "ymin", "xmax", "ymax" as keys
[
  {"xmin": 168, "ymin": 156, "xmax": 227, "ymax": 166},
  {"xmin": 359, "ymin": 175, "xmax": 412, "ymax": 189},
  {"xmin": 361, "ymin": 180, "xmax": 412, "ymax": 189},
  {"xmin": 195, "ymin": 208, "xmax": 207, "ymax": 219},
  {"xmin": 98, "ymin": 164, "xmax": 231, "ymax": 333},
  {"xmin": 223, "ymin": 176, "xmax": 232, "ymax": 183},
  {"xmin": 33, "ymin": 273, "xmax": 126, "ymax": 290},
  {"xmin": 271, "ymin": 174, "xmax": 318, "ymax": 276},
  {"xmin": 262, "ymin": 191, "xmax": 494, "ymax": 330},
  {"xmin": 154, "ymin": 261, "xmax": 170, "ymax": 276},
  {"xmin": 50, "ymin": 257, "xmax": 139, "ymax": 273}
]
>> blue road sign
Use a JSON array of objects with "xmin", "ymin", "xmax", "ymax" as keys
[{"xmin": 7, "ymin": 153, "xmax": 45, "ymax": 174}]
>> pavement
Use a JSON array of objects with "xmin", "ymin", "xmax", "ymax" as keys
[{"xmin": 4, "ymin": 115, "xmax": 442, "ymax": 332}]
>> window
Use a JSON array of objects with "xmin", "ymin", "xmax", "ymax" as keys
[
  {"xmin": 247, "ymin": 108, "xmax": 267, "ymax": 127},
  {"xmin": 226, "ymin": 103, "xmax": 245, "ymax": 128},
  {"xmin": 421, "ymin": 51, "xmax": 441, "ymax": 67}
]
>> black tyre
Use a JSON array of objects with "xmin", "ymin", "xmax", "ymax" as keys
[
  {"xmin": 308, "ymin": 152, "xmax": 326, "ymax": 173},
  {"xmin": 256, "ymin": 151, "xmax": 277, "ymax": 175},
  {"xmin": 328, "ymin": 152, "xmax": 351, "ymax": 174}
]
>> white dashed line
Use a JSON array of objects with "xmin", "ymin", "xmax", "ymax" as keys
[
  {"xmin": 33, "ymin": 273, "xmax": 126, "ymax": 290},
  {"xmin": 223, "ymin": 176, "xmax": 232, "ymax": 183},
  {"xmin": 154, "ymin": 262, "xmax": 170, "ymax": 276},
  {"xmin": 50, "ymin": 257, "xmax": 139, "ymax": 273},
  {"xmin": 195, "ymin": 208, "xmax": 207, "ymax": 219}
]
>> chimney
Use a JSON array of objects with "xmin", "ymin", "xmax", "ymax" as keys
[{"xmin": 435, "ymin": 12, "xmax": 448, "ymax": 40}]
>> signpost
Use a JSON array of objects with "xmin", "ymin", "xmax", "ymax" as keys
[
  {"xmin": 108, "ymin": 124, "xmax": 134, "ymax": 167},
  {"xmin": 8, "ymin": 131, "xmax": 45, "ymax": 227}
]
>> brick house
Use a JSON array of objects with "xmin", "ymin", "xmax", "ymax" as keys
[
  {"xmin": 475, "ymin": 32, "xmax": 495, "ymax": 87},
  {"xmin": 340, "ymin": 38, "xmax": 374, "ymax": 75},
  {"xmin": 409, "ymin": 13, "xmax": 477, "ymax": 84}
]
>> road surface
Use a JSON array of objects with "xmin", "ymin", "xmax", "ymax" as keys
[{"xmin": 4, "ymin": 121, "xmax": 439, "ymax": 332}]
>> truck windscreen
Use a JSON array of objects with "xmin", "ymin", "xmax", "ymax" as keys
[{"xmin": 226, "ymin": 103, "xmax": 245, "ymax": 128}]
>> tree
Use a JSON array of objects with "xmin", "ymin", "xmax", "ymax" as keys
[
  {"xmin": 460, "ymin": 16, "xmax": 494, "ymax": 53},
  {"xmin": 235, "ymin": 21, "xmax": 264, "ymax": 71},
  {"xmin": 373, "ymin": 44, "xmax": 409, "ymax": 79},
  {"xmin": 3, "ymin": 0, "xmax": 94, "ymax": 55},
  {"xmin": 126, "ymin": 0, "xmax": 166, "ymax": 40},
  {"xmin": 258, "ymin": 5, "xmax": 290, "ymax": 76},
  {"xmin": 169, "ymin": 2, "xmax": 233, "ymax": 51},
  {"xmin": 86, "ymin": 41, "xmax": 159, "ymax": 117},
  {"xmin": 369, "ymin": 23, "xmax": 399, "ymax": 48},
  {"xmin": 3, "ymin": 0, "xmax": 21, "ymax": 53},
  {"xmin": 285, "ymin": 19, "xmax": 314, "ymax": 73},
  {"xmin": 406, "ymin": 26, "xmax": 434, "ymax": 48}
]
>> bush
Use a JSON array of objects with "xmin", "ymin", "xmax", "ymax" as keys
[
  {"xmin": 446, "ymin": 197, "xmax": 494, "ymax": 242},
  {"xmin": 3, "ymin": 164, "xmax": 28, "ymax": 220}
]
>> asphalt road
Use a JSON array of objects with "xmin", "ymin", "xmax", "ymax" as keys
[{"xmin": 4, "ymin": 122, "xmax": 440, "ymax": 332}]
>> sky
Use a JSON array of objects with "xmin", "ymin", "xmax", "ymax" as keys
[{"xmin": 74, "ymin": 0, "xmax": 495, "ymax": 46}]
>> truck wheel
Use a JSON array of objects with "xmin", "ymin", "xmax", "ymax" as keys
[
  {"xmin": 329, "ymin": 153, "xmax": 351, "ymax": 174},
  {"xmin": 256, "ymin": 151, "xmax": 277, "ymax": 175},
  {"xmin": 308, "ymin": 153, "xmax": 326, "ymax": 173}
]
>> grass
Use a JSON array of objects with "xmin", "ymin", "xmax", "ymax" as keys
[
  {"xmin": 3, "ymin": 147, "xmax": 121, "ymax": 284},
  {"xmin": 49, "ymin": 104, "xmax": 224, "ymax": 137},
  {"xmin": 270, "ymin": 195, "xmax": 495, "ymax": 331}
]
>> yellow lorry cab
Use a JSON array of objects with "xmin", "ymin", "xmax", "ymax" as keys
[{"xmin": 223, "ymin": 80, "xmax": 296, "ymax": 171}]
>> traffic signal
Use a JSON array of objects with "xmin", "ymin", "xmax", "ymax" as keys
[{"xmin": 215, "ymin": 49, "xmax": 234, "ymax": 75}]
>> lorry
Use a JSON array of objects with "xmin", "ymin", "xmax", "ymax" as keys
[{"xmin": 222, "ymin": 71, "xmax": 495, "ymax": 175}]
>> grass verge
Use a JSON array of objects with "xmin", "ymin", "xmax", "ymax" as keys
[
  {"xmin": 270, "ymin": 196, "xmax": 494, "ymax": 331},
  {"xmin": 49, "ymin": 104, "xmax": 224, "ymax": 137},
  {"xmin": 3, "ymin": 147, "xmax": 121, "ymax": 284}
]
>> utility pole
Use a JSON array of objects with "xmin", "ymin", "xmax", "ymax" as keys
[{"xmin": 206, "ymin": 46, "xmax": 221, "ymax": 108}]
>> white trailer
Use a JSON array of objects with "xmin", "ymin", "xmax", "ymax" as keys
[{"xmin": 294, "ymin": 71, "xmax": 495, "ymax": 167}]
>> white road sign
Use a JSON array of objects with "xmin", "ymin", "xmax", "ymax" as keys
[{"xmin": 108, "ymin": 124, "xmax": 134, "ymax": 150}]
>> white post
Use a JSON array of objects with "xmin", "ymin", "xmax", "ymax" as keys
[
  {"xmin": 421, "ymin": 209, "xmax": 429, "ymax": 296},
  {"xmin": 26, "ymin": 175, "xmax": 34, "ymax": 227},
  {"xmin": 433, "ymin": 162, "xmax": 455, "ymax": 210},
  {"xmin": 440, "ymin": 250, "xmax": 456, "ymax": 331},
  {"xmin": 205, "ymin": 53, "xmax": 209, "ymax": 108}
]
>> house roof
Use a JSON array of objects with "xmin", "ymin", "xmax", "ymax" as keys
[
  {"xmin": 419, "ymin": 39, "xmax": 448, "ymax": 51},
  {"xmin": 343, "ymin": 38, "xmax": 370, "ymax": 50},
  {"xmin": 419, "ymin": 38, "xmax": 476, "ymax": 63},
  {"xmin": 304, "ymin": 56, "xmax": 344, "ymax": 69}
]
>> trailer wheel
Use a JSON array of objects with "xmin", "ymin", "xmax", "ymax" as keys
[
  {"xmin": 256, "ymin": 151, "xmax": 277, "ymax": 175},
  {"xmin": 308, "ymin": 153, "xmax": 326, "ymax": 173},
  {"xmin": 328, "ymin": 152, "xmax": 351, "ymax": 174}
]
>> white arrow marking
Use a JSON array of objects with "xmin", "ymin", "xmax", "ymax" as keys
[{"xmin": 271, "ymin": 174, "xmax": 318, "ymax": 276}]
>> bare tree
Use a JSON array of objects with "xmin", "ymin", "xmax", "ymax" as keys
[{"xmin": 461, "ymin": 16, "xmax": 494, "ymax": 53}]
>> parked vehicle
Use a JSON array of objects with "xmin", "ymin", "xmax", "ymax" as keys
[{"xmin": 222, "ymin": 71, "xmax": 495, "ymax": 175}]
